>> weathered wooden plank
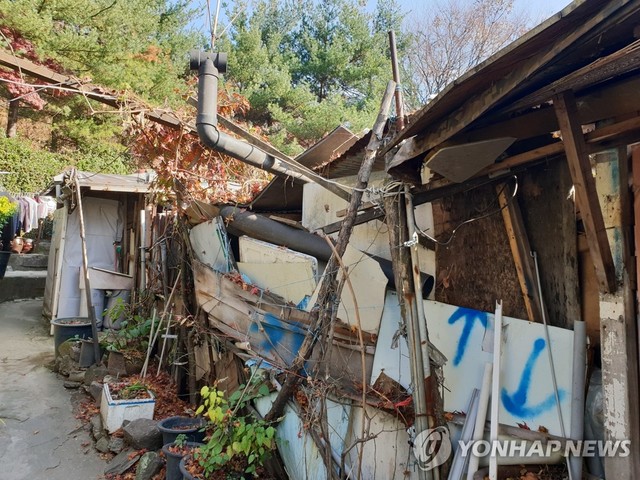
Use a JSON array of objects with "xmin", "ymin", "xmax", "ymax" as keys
[
  {"xmin": 329, "ymin": 112, "xmax": 640, "ymax": 235},
  {"xmin": 496, "ymin": 183, "xmax": 542, "ymax": 323},
  {"xmin": 432, "ymin": 182, "xmax": 527, "ymax": 320},
  {"xmin": 193, "ymin": 261, "xmax": 375, "ymax": 344},
  {"xmin": 500, "ymin": 39, "xmax": 640, "ymax": 115},
  {"xmin": 553, "ymin": 90, "xmax": 615, "ymax": 293},
  {"xmin": 518, "ymin": 161, "xmax": 581, "ymax": 329},
  {"xmin": 633, "ymin": 146, "xmax": 640, "ymax": 293},
  {"xmin": 595, "ymin": 146, "xmax": 640, "ymax": 478},
  {"xmin": 453, "ymin": 75, "xmax": 640, "ymax": 147}
]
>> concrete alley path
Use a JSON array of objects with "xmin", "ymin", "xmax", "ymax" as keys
[{"xmin": 0, "ymin": 299, "xmax": 106, "ymax": 480}]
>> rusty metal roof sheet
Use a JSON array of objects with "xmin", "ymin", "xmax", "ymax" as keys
[{"xmin": 250, "ymin": 126, "xmax": 358, "ymax": 212}]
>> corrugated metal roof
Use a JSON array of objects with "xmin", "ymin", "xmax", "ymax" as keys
[{"xmin": 250, "ymin": 126, "xmax": 358, "ymax": 212}]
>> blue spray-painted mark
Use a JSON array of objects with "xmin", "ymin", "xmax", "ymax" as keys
[
  {"xmin": 248, "ymin": 314, "xmax": 306, "ymax": 366},
  {"xmin": 448, "ymin": 307, "xmax": 488, "ymax": 366},
  {"xmin": 501, "ymin": 337, "xmax": 566, "ymax": 418}
]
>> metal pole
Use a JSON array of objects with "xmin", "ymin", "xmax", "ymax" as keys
[
  {"xmin": 569, "ymin": 320, "xmax": 587, "ymax": 480},
  {"xmin": 388, "ymin": 30, "xmax": 405, "ymax": 130},
  {"xmin": 466, "ymin": 363, "xmax": 493, "ymax": 480},
  {"xmin": 73, "ymin": 170, "xmax": 101, "ymax": 365},
  {"xmin": 405, "ymin": 188, "xmax": 431, "ymax": 379},
  {"xmin": 404, "ymin": 188, "xmax": 432, "ymax": 480},
  {"xmin": 532, "ymin": 251, "xmax": 572, "ymax": 480},
  {"xmin": 489, "ymin": 301, "xmax": 503, "ymax": 480}
]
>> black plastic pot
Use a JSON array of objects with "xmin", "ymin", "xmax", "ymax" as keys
[
  {"xmin": 51, "ymin": 317, "xmax": 92, "ymax": 357},
  {"xmin": 179, "ymin": 455, "xmax": 195, "ymax": 480},
  {"xmin": 162, "ymin": 442, "xmax": 203, "ymax": 480},
  {"xmin": 158, "ymin": 416, "xmax": 207, "ymax": 445}
]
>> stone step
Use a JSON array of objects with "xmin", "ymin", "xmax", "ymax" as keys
[
  {"xmin": 8, "ymin": 253, "xmax": 48, "ymax": 270},
  {"xmin": 0, "ymin": 270, "xmax": 47, "ymax": 303}
]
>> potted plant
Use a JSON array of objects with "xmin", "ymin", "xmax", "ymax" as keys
[
  {"xmin": 162, "ymin": 434, "xmax": 204, "ymax": 480},
  {"xmin": 179, "ymin": 383, "xmax": 277, "ymax": 478},
  {"xmin": 0, "ymin": 196, "xmax": 17, "ymax": 278}
]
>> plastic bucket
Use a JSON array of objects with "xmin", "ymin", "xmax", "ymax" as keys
[
  {"xmin": 158, "ymin": 416, "xmax": 207, "ymax": 445},
  {"xmin": 162, "ymin": 442, "xmax": 203, "ymax": 480},
  {"xmin": 51, "ymin": 317, "xmax": 92, "ymax": 357}
]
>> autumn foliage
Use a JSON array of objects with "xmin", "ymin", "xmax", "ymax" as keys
[{"xmin": 126, "ymin": 87, "xmax": 272, "ymax": 205}]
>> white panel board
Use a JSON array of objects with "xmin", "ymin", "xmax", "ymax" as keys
[
  {"xmin": 370, "ymin": 291, "xmax": 412, "ymax": 390},
  {"xmin": 237, "ymin": 261, "xmax": 316, "ymax": 305},
  {"xmin": 239, "ymin": 236, "xmax": 318, "ymax": 279},
  {"xmin": 189, "ymin": 217, "xmax": 233, "ymax": 273},
  {"xmin": 255, "ymin": 394, "xmax": 350, "ymax": 480},
  {"xmin": 344, "ymin": 405, "xmax": 420, "ymax": 479},
  {"xmin": 426, "ymin": 300, "xmax": 573, "ymax": 436},
  {"xmin": 306, "ymin": 245, "xmax": 387, "ymax": 333},
  {"xmin": 301, "ymin": 176, "xmax": 436, "ymax": 299}
]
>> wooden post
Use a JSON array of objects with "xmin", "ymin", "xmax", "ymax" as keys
[
  {"xmin": 496, "ymin": 182, "xmax": 544, "ymax": 323},
  {"xmin": 553, "ymin": 90, "xmax": 616, "ymax": 293},
  {"xmin": 265, "ymin": 81, "xmax": 396, "ymax": 424},
  {"xmin": 388, "ymin": 31, "xmax": 405, "ymax": 130},
  {"xmin": 595, "ymin": 146, "xmax": 640, "ymax": 478},
  {"xmin": 632, "ymin": 146, "xmax": 640, "ymax": 299},
  {"xmin": 73, "ymin": 171, "xmax": 101, "ymax": 365}
]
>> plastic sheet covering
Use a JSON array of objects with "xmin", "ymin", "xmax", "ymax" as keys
[{"xmin": 56, "ymin": 197, "xmax": 122, "ymax": 319}]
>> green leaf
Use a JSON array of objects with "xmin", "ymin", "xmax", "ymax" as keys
[{"xmin": 258, "ymin": 384, "xmax": 270, "ymax": 396}]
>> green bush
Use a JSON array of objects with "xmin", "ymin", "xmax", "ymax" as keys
[{"xmin": 0, "ymin": 136, "xmax": 134, "ymax": 193}]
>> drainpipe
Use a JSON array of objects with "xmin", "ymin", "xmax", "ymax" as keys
[
  {"xmin": 189, "ymin": 51, "xmax": 350, "ymax": 202},
  {"xmin": 219, "ymin": 205, "xmax": 434, "ymax": 297}
]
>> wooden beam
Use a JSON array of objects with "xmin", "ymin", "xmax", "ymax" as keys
[
  {"xmin": 322, "ymin": 206, "xmax": 384, "ymax": 234},
  {"xmin": 496, "ymin": 183, "xmax": 544, "ymax": 323},
  {"xmin": 452, "ymin": 75, "xmax": 640, "ymax": 147},
  {"xmin": 499, "ymin": 39, "xmax": 640, "ymax": 116},
  {"xmin": 553, "ymin": 90, "xmax": 615, "ymax": 293},
  {"xmin": 384, "ymin": 0, "xmax": 632, "ymax": 170},
  {"xmin": 632, "ymin": 145, "xmax": 640, "ymax": 296},
  {"xmin": 320, "ymin": 114, "xmax": 640, "ymax": 232},
  {"xmin": 596, "ymin": 146, "xmax": 640, "ymax": 478}
]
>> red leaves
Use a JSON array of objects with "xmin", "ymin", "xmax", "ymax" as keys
[
  {"xmin": 0, "ymin": 68, "xmax": 46, "ymax": 110},
  {"xmin": 126, "ymin": 89, "xmax": 271, "ymax": 207}
]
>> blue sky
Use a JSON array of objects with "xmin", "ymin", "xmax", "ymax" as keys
[
  {"xmin": 397, "ymin": 0, "xmax": 573, "ymax": 19},
  {"xmin": 189, "ymin": 0, "xmax": 574, "ymax": 42}
]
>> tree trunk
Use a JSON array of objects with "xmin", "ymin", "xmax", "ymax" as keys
[
  {"xmin": 264, "ymin": 81, "xmax": 396, "ymax": 423},
  {"xmin": 6, "ymin": 99, "xmax": 18, "ymax": 138}
]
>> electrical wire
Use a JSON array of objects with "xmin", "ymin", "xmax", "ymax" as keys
[{"xmin": 413, "ymin": 175, "xmax": 519, "ymax": 246}]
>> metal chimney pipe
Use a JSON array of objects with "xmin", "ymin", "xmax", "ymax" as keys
[{"xmin": 189, "ymin": 51, "xmax": 350, "ymax": 201}]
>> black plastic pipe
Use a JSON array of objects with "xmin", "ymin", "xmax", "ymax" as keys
[
  {"xmin": 220, "ymin": 206, "xmax": 434, "ymax": 298},
  {"xmin": 189, "ymin": 51, "xmax": 351, "ymax": 201}
]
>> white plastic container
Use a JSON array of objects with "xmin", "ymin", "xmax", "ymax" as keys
[{"xmin": 100, "ymin": 382, "xmax": 156, "ymax": 432}]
